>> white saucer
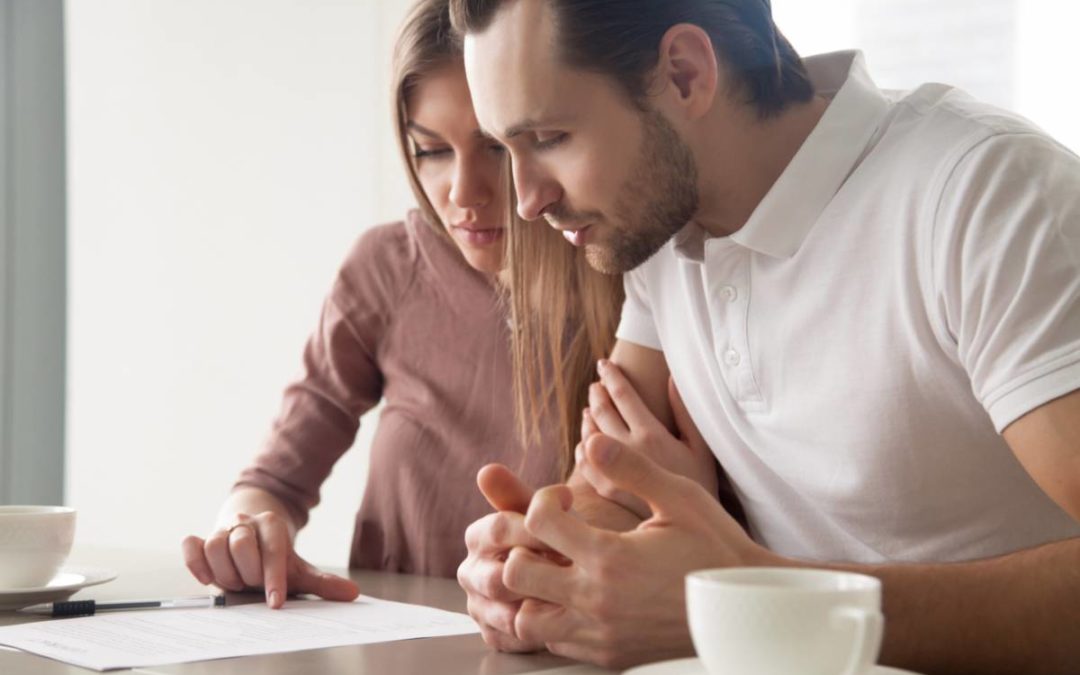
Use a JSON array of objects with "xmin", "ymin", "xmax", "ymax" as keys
[
  {"xmin": 0, "ymin": 567, "xmax": 118, "ymax": 611},
  {"xmin": 624, "ymin": 657, "xmax": 923, "ymax": 675}
]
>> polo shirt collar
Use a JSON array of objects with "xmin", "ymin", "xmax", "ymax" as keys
[{"xmin": 677, "ymin": 50, "xmax": 891, "ymax": 261}]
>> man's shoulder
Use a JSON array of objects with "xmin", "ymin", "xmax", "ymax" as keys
[{"xmin": 880, "ymin": 83, "xmax": 1059, "ymax": 165}]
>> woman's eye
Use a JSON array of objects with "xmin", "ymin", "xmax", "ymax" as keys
[
  {"xmin": 413, "ymin": 147, "xmax": 452, "ymax": 160},
  {"xmin": 535, "ymin": 132, "xmax": 568, "ymax": 150}
]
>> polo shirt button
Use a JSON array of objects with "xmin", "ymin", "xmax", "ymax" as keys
[
  {"xmin": 720, "ymin": 285, "xmax": 738, "ymax": 302},
  {"xmin": 723, "ymin": 349, "xmax": 741, "ymax": 366}
]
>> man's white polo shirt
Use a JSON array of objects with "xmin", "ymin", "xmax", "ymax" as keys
[{"xmin": 616, "ymin": 51, "xmax": 1080, "ymax": 563}]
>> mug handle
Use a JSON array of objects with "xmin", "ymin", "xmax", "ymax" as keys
[{"xmin": 830, "ymin": 606, "xmax": 884, "ymax": 675}]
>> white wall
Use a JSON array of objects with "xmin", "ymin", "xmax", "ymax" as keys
[
  {"xmin": 773, "ymin": 0, "xmax": 1080, "ymax": 151},
  {"xmin": 1014, "ymin": 1, "xmax": 1080, "ymax": 153},
  {"xmin": 65, "ymin": 0, "xmax": 415, "ymax": 566}
]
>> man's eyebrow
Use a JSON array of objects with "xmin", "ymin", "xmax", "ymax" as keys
[
  {"xmin": 406, "ymin": 121, "xmax": 442, "ymax": 139},
  {"xmin": 504, "ymin": 119, "xmax": 539, "ymax": 139}
]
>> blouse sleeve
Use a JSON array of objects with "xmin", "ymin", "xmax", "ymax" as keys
[{"xmin": 233, "ymin": 222, "xmax": 418, "ymax": 528}]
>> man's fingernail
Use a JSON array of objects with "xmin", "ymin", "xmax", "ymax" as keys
[
  {"xmin": 268, "ymin": 590, "xmax": 280, "ymax": 607},
  {"xmin": 597, "ymin": 359, "xmax": 607, "ymax": 374},
  {"xmin": 575, "ymin": 444, "xmax": 584, "ymax": 464}
]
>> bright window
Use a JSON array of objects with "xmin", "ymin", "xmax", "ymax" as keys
[{"xmin": 773, "ymin": 0, "xmax": 1080, "ymax": 152}]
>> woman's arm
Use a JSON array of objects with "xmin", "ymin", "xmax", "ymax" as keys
[{"xmin": 182, "ymin": 224, "xmax": 414, "ymax": 607}]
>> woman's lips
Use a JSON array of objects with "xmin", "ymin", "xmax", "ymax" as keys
[{"xmin": 451, "ymin": 226, "xmax": 504, "ymax": 246}]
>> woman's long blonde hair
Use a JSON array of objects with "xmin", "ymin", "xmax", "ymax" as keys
[
  {"xmin": 393, "ymin": 0, "xmax": 623, "ymax": 480},
  {"xmin": 391, "ymin": 0, "xmax": 461, "ymax": 230},
  {"xmin": 506, "ymin": 210, "xmax": 624, "ymax": 479}
]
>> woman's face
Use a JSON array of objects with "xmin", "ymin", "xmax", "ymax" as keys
[{"xmin": 406, "ymin": 62, "xmax": 508, "ymax": 275}]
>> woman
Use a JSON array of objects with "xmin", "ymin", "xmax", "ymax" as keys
[{"xmin": 180, "ymin": 0, "xmax": 618, "ymax": 608}]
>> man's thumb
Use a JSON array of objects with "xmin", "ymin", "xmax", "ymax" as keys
[{"xmin": 477, "ymin": 463, "xmax": 534, "ymax": 513}]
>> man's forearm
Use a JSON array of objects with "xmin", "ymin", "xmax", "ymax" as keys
[{"xmin": 828, "ymin": 537, "xmax": 1080, "ymax": 675}]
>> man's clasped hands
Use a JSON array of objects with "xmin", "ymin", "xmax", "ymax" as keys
[{"xmin": 457, "ymin": 359, "xmax": 777, "ymax": 669}]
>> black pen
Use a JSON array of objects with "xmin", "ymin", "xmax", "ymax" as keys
[{"xmin": 18, "ymin": 594, "xmax": 226, "ymax": 617}]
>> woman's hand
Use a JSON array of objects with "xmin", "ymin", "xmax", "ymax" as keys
[
  {"xmin": 181, "ymin": 511, "xmax": 359, "ymax": 608},
  {"xmin": 577, "ymin": 361, "xmax": 720, "ymax": 518}
]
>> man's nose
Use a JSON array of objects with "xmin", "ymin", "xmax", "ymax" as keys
[{"xmin": 513, "ymin": 162, "xmax": 560, "ymax": 221}]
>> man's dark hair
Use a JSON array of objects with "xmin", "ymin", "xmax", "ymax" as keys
[{"xmin": 449, "ymin": 0, "xmax": 814, "ymax": 118}]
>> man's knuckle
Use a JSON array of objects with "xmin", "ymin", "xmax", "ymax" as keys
[
  {"xmin": 513, "ymin": 610, "xmax": 537, "ymax": 643},
  {"xmin": 637, "ymin": 428, "xmax": 661, "ymax": 448},
  {"xmin": 480, "ymin": 568, "xmax": 506, "ymax": 599},
  {"xmin": 502, "ymin": 557, "xmax": 522, "ymax": 592},
  {"xmin": 465, "ymin": 516, "xmax": 489, "ymax": 550},
  {"xmin": 493, "ymin": 602, "xmax": 518, "ymax": 633},
  {"xmin": 456, "ymin": 560, "xmax": 471, "ymax": 588},
  {"xmin": 478, "ymin": 625, "xmax": 502, "ymax": 648},
  {"xmin": 465, "ymin": 596, "xmax": 481, "ymax": 620},
  {"xmin": 522, "ymin": 506, "xmax": 544, "ymax": 534},
  {"xmin": 490, "ymin": 512, "xmax": 512, "ymax": 542}
]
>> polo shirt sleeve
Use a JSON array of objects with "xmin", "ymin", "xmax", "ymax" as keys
[
  {"xmin": 615, "ymin": 267, "xmax": 663, "ymax": 350},
  {"xmin": 933, "ymin": 132, "xmax": 1080, "ymax": 432}
]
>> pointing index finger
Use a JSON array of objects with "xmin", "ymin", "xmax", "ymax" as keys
[{"xmin": 255, "ymin": 518, "xmax": 290, "ymax": 608}]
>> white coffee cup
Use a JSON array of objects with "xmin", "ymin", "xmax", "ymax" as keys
[
  {"xmin": 0, "ymin": 505, "xmax": 76, "ymax": 589},
  {"xmin": 687, "ymin": 567, "xmax": 883, "ymax": 675}
]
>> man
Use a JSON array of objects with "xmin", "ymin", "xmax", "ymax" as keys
[{"xmin": 449, "ymin": 0, "xmax": 1080, "ymax": 673}]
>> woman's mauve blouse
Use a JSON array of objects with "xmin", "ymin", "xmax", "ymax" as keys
[{"xmin": 235, "ymin": 210, "xmax": 562, "ymax": 578}]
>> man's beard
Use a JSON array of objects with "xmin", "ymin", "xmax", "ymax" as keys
[{"xmin": 586, "ymin": 109, "xmax": 700, "ymax": 274}]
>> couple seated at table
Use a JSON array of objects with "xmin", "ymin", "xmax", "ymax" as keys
[{"xmin": 183, "ymin": 1, "xmax": 1080, "ymax": 674}]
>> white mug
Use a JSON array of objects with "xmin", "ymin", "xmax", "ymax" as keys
[
  {"xmin": 687, "ymin": 567, "xmax": 883, "ymax": 675},
  {"xmin": 0, "ymin": 506, "xmax": 76, "ymax": 588}
]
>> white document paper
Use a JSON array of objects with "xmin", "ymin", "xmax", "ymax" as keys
[{"xmin": 0, "ymin": 595, "xmax": 480, "ymax": 671}]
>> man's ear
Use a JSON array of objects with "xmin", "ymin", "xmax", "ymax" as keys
[{"xmin": 652, "ymin": 23, "xmax": 720, "ymax": 121}]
